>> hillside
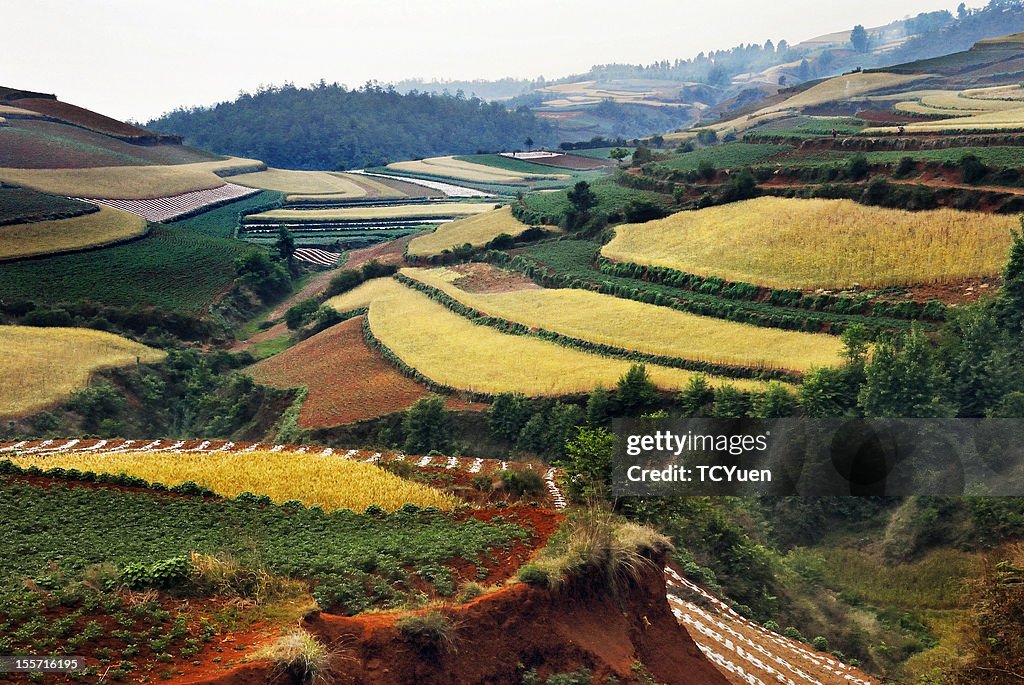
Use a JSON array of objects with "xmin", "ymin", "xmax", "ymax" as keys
[
  {"xmin": 5, "ymin": 12, "xmax": 1024, "ymax": 685},
  {"xmin": 146, "ymin": 83, "xmax": 557, "ymax": 170}
]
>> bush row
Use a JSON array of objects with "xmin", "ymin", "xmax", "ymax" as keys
[
  {"xmin": 596, "ymin": 258, "xmax": 946, "ymax": 322},
  {"xmin": 484, "ymin": 251, "xmax": 913, "ymax": 336},
  {"xmin": 394, "ymin": 273, "xmax": 800, "ymax": 382}
]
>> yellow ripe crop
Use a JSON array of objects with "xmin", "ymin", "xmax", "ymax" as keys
[
  {"xmin": 407, "ymin": 207, "xmax": 544, "ymax": 256},
  {"xmin": 323, "ymin": 277, "xmax": 406, "ymax": 313},
  {"xmin": 403, "ymin": 267, "xmax": 844, "ymax": 372},
  {"xmin": 359, "ymin": 279, "xmax": 769, "ymax": 395},
  {"xmin": 0, "ymin": 205, "xmax": 146, "ymax": 260},
  {"xmin": 249, "ymin": 202, "xmax": 490, "ymax": 222},
  {"xmin": 10, "ymin": 450, "xmax": 459, "ymax": 512},
  {"xmin": 0, "ymin": 158, "xmax": 263, "ymax": 199},
  {"xmin": 387, "ymin": 156, "xmax": 567, "ymax": 183},
  {"xmin": 602, "ymin": 197, "xmax": 1016, "ymax": 290},
  {"xmin": 0, "ymin": 326, "xmax": 165, "ymax": 416},
  {"xmin": 229, "ymin": 168, "xmax": 370, "ymax": 196}
]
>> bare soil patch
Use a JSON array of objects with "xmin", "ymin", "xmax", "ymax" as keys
[
  {"xmin": 448, "ymin": 262, "xmax": 541, "ymax": 293},
  {"xmin": 247, "ymin": 316, "xmax": 482, "ymax": 427}
]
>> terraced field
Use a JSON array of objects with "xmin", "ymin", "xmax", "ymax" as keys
[
  {"xmin": 228, "ymin": 168, "xmax": 409, "ymax": 201},
  {"xmin": 247, "ymin": 316, "xmax": 482, "ymax": 426},
  {"xmin": 0, "ymin": 326, "xmax": 165, "ymax": 416},
  {"xmin": 0, "ymin": 119, "xmax": 220, "ymax": 168},
  {"xmin": 0, "ymin": 205, "xmax": 147, "ymax": 260},
  {"xmin": 870, "ymin": 105, "xmax": 1024, "ymax": 132},
  {"xmin": 348, "ymin": 278, "xmax": 768, "ymax": 395},
  {"xmin": 249, "ymin": 202, "xmax": 492, "ymax": 222},
  {"xmin": 0, "ymin": 157, "xmax": 264, "ymax": 199},
  {"xmin": 602, "ymin": 197, "xmax": 1016, "ymax": 290},
  {"xmin": 402, "ymin": 267, "xmax": 845, "ymax": 372},
  {"xmin": 387, "ymin": 156, "xmax": 568, "ymax": 183},
  {"xmin": 407, "ymin": 206, "xmax": 539, "ymax": 256},
  {"xmin": 0, "ymin": 225, "xmax": 254, "ymax": 313},
  {"xmin": 0, "ymin": 186, "xmax": 95, "ymax": 224},
  {"xmin": 10, "ymin": 449, "xmax": 458, "ymax": 512}
]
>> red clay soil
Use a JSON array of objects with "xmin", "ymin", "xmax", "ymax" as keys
[
  {"xmin": 13, "ymin": 98, "xmax": 159, "ymax": 139},
  {"xmin": 344, "ymin": 234, "xmax": 416, "ymax": 270},
  {"xmin": 247, "ymin": 316, "xmax": 482, "ymax": 427},
  {"xmin": 196, "ymin": 553, "xmax": 728, "ymax": 685},
  {"xmin": 446, "ymin": 262, "xmax": 541, "ymax": 293}
]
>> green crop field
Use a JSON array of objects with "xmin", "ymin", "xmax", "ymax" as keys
[
  {"xmin": 0, "ymin": 225, "xmax": 254, "ymax": 313},
  {"xmin": 171, "ymin": 190, "xmax": 282, "ymax": 238},
  {"xmin": 783, "ymin": 147, "xmax": 1024, "ymax": 168},
  {"xmin": 747, "ymin": 116, "xmax": 866, "ymax": 138},
  {"xmin": 659, "ymin": 142, "xmax": 792, "ymax": 171},
  {"xmin": 0, "ymin": 186, "xmax": 95, "ymax": 225},
  {"xmin": 520, "ymin": 179, "xmax": 672, "ymax": 224},
  {"xmin": 0, "ymin": 478, "xmax": 528, "ymax": 616},
  {"xmin": 0, "ymin": 205, "xmax": 147, "ymax": 260}
]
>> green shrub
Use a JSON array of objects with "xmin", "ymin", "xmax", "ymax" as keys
[
  {"xmin": 495, "ymin": 469, "xmax": 545, "ymax": 497},
  {"xmin": 395, "ymin": 611, "xmax": 457, "ymax": 652}
]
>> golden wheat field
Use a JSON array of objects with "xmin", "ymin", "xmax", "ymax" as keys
[
  {"xmin": 0, "ymin": 205, "xmax": 146, "ymax": 260},
  {"xmin": 9, "ymin": 450, "xmax": 458, "ymax": 512},
  {"xmin": 387, "ymin": 156, "xmax": 567, "ymax": 183},
  {"xmin": 601, "ymin": 197, "xmax": 1016, "ymax": 290},
  {"xmin": 250, "ymin": 202, "xmax": 491, "ymax": 222},
  {"xmin": 0, "ymin": 157, "xmax": 264, "ymax": 199},
  {"xmin": 228, "ymin": 168, "xmax": 369, "ymax": 196},
  {"xmin": 868, "ymin": 105, "xmax": 1024, "ymax": 133},
  {"xmin": 403, "ymin": 267, "xmax": 844, "ymax": 372},
  {"xmin": 406, "ymin": 206, "xmax": 541, "ymax": 256},
  {"xmin": 0, "ymin": 327, "xmax": 165, "ymax": 416},
  {"xmin": 362, "ymin": 279, "xmax": 768, "ymax": 395},
  {"xmin": 324, "ymin": 277, "xmax": 403, "ymax": 312},
  {"xmin": 770, "ymin": 72, "xmax": 929, "ymax": 111}
]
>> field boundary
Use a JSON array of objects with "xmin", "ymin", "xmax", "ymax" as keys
[
  {"xmin": 360, "ymin": 315, "xmax": 498, "ymax": 402},
  {"xmin": 595, "ymin": 258, "xmax": 946, "ymax": 321},
  {"xmin": 393, "ymin": 273, "xmax": 801, "ymax": 382},
  {"xmin": 0, "ymin": 222, "xmax": 152, "ymax": 264},
  {"xmin": 485, "ymin": 249, "xmax": 921, "ymax": 335}
]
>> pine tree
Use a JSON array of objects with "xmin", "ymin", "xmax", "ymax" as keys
[
  {"xmin": 402, "ymin": 396, "xmax": 451, "ymax": 453},
  {"xmin": 615, "ymin": 364, "xmax": 659, "ymax": 415}
]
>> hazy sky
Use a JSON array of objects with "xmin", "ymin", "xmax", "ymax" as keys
[{"xmin": 5, "ymin": 0, "xmax": 966, "ymax": 122}]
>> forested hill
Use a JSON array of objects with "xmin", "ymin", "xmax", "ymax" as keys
[{"xmin": 147, "ymin": 82, "xmax": 557, "ymax": 170}]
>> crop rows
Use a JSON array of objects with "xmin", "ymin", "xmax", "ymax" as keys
[
  {"xmin": 351, "ymin": 170, "xmax": 492, "ymax": 198},
  {"xmin": 487, "ymin": 244, "xmax": 918, "ymax": 334},
  {"xmin": 0, "ymin": 438, "xmax": 567, "ymax": 508},
  {"xmin": 294, "ymin": 247, "xmax": 341, "ymax": 266},
  {"xmin": 666, "ymin": 568, "xmax": 877, "ymax": 685},
  {"xmin": 395, "ymin": 271, "xmax": 814, "ymax": 381},
  {"xmin": 78, "ymin": 182, "xmax": 259, "ymax": 222},
  {"xmin": 358, "ymin": 280, "xmax": 768, "ymax": 395}
]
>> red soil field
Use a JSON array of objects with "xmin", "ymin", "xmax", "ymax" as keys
[
  {"xmin": 13, "ymin": 98, "xmax": 158, "ymax": 139},
  {"xmin": 247, "ymin": 316, "xmax": 483, "ymax": 427},
  {"xmin": 0, "ymin": 120, "xmax": 218, "ymax": 169}
]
